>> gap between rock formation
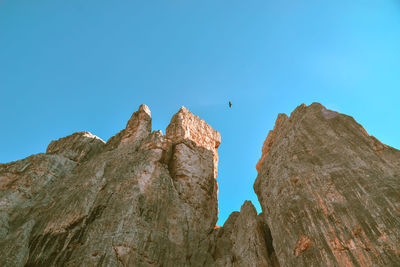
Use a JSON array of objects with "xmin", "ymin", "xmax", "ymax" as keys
[{"xmin": 1, "ymin": 102, "xmax": 399, "ymax": 266}]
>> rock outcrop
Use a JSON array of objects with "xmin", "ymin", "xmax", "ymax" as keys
[
  {"xmin": 0, "ymin": 105, "xmax": 268, "ymax": 267},
  {"xmin": 213, "ymin": 201, "xmax": 278, "ymax": 267},
  {"xmin": 46, "ymin": 132, "xmax": 105, "ymax": 162},
  {"xmin": 166, "ymin": 106, "xmax": 221, "ymax": 178},
  {"xmin": 255, "ymin": 103, "xmax": 400, "ymax": 266},
  {"xmin": 1, "ymin": 102, "xmax": 399, "ymax": 266}
]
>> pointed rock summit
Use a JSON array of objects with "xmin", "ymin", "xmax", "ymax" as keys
[
  {"xmin": 1, "ymin": 102, "xmax": 399, "ymax": 266},
  {"xmin": 166, "ymin": 106, "xmax": 221, "ymax": 152},
  {"xmin": 120, "ymin": 104, "xmax": 152, "ymax": 146},
  {"xmin": 167, "ymin": 106, "xmax": 221, "ymax": 178}
]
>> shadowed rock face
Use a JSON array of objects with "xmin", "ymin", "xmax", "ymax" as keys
[
  {"xmin": 255, "ymin": 103, "xmax": 400, "ymax": 267},
  {"xmin": 1, "ymin": 102, "xmax": 399, "ymax": 267}
]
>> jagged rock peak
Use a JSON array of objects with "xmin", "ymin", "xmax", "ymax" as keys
[
  {"xmin": 139, "ymin": 103, "xmax": 151, "ymax": 115},
  {"xmin": 167, "ymin": 106, "xmax": 221, "ymax": 150},
  {"xmin": 167, "ymin": 106, "xmax": 221, "ymax": 178},
  {"xmin": 1, "ymin": 103, "xmax": 225, "ymax": 266},
  {"xmin": 120, "ymin": 104, "xmax": 152, "ymax": 146},
  {"xmin": 46, "ymin": 131, "xmax": 105, "ymax": 162},
  {"xmin": 5, "ymin": 102, "xmax": 400, "ymax": 266},
  {"xmin": 129, "ymin": 103, "xmax": 151, "ymax": 128}
]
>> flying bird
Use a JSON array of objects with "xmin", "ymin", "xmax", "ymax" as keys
[{"xmin": 229, "ymin": 101, "xmax": 232, "ymax": 108}]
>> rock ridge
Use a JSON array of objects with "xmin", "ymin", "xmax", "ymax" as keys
[
  {"xmin": 1, "ymin": 104, "xmax": 269, "ymax": 266},
  {"xmin": 1, "ymin": 102, "xmax": 399, "ymax": 267}
]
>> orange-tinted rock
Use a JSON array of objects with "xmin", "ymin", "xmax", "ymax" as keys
[
  {"xmin": 255, "ymin": 103, "xmax": 400, "ymax": 266},
  {"xmin": 213, "ymin": 201, "xmax": 276, "ymax": 267},
  {"xmin": 46, "ymin": 131, "xmax": 105, "ymax": 162},
  {"xmin": 167, "ymin": 106, "xmax": 221, "ymax": 178},
  {"xmin": 2, "ymin": 102, "xmax": 400, "ymax": 266},
  {"xmin": 0, "ymin": 105, "xmax": 222, "ymax": 266},
  {"xmin": 120, "ymin": 104, "xmax": 152, "ymax": 146}
]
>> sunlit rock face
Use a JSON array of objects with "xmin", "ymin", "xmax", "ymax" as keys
[
  {"xmin": 46, "ymin": 132, "xmax": 105, "ymax": 162},
  {"xmin": 254, "ymin": 103, "xmax": 400, "ymax": 267},
  {"xmin": 166, "ymin": 106, "xmax": 221, "ymax": 178},
  {"xmin": 105, "ymin": 104, "xmax": 152, "ymax": 150},
  {"xmin": 0, "ymin": 105, "xmax": 221, "ymax": 266},
  {"xmin": 0, "ymin": 104, "xmax": 270, "ymax": 267},
  {"xmin": 1, "ymin": 102, "xmax": 399, "ymax": 266}
]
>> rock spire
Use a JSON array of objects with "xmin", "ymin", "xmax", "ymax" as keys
[{"xmin": 1, "ymin": 102, "xmax": 399, "ymax": 266}]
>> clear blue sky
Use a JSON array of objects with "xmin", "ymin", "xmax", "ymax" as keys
[{"xmin": 1, "ymin": 0, "xmax": 399, "ymax": 225}]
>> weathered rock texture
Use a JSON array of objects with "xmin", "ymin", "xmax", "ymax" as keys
[
  {"xmin": 255, "ymin": 103, "xmax": 400, "ymax": 266},
  {"xmin": 1, "ymin": 102, "xmax": 399, "ymax": 267},
  {"xmin": 212, "ymin": 201, "xmax": 278, "ymax": 267},
  {"xmin": 166, "ymin": 106, "xmax": 221, "ymax": 179},
  {"xmin": 0, "ymin": 105, "xmax": 270, "ymax": 267}
]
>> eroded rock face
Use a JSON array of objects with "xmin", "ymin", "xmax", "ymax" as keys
[
  {"xmin": 1, "ymin": 104, "xmax": 271, "ymax": 267},
  {"xmin": 167, "ymin": 106, "xmax": 221, "ymax": 178},
  {"xmin": 0, "ymin": 105, "xmax": 220, "ymax": 266},
  {"xmin": 255, "ymin": 103, "xmax": 400, "ymax": 266},
  {"xmin": 46, "ymin": 132, "xmax": 105, "ymax": 162},
  {"xmin": 120, "ymin": 104, "xmax": 152, "ymax": 146},
  {"xmin": 2, "ymin": 102, "xmax": 399, "ymax": 267}
]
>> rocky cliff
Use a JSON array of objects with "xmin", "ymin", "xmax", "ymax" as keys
[
  {"xmin": 255, "ymin": 103, "xmax": 400, "ymax": 267},
  {"xmin": 1, "ymin": 103, "xmax": 399, "ymax": 266}
]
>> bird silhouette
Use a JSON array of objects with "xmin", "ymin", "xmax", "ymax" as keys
[{"xmin": 229, "ymin": 101, "xmax": 232, "ymax": 108}]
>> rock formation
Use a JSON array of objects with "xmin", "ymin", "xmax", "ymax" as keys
[
  {"xmin": 255, "ymin": 103, "xmax": 400, "ymax": 266},
  {"xmin": 1, "ymin": 102, "xmax": 399, "ymax": 266},
  {"xmin": 0, "ymin": 104, "xmax": 268, "ymax": 266}
]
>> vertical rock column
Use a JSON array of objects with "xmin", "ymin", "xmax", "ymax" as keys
[{"xmin": 166, "ymin": 106, "xmax": 221, "ymax": 236}]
